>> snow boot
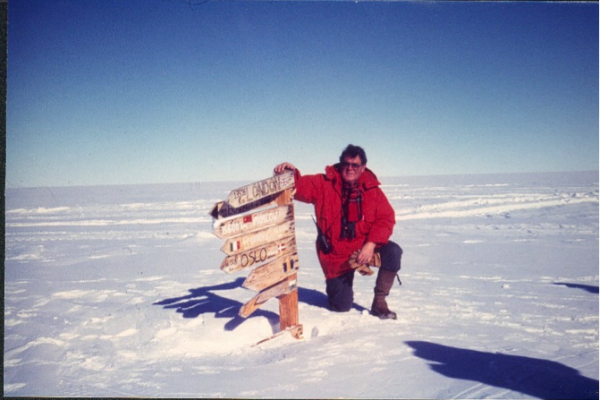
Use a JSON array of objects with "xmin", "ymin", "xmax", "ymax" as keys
[{"xmin": 371, "ymin": 269, "xmax": 398, "ymax": 320}]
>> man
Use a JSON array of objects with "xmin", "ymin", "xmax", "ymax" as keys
[{"xmin": 274, "ymin": 144, "xmax": 402, "ymax": 320}]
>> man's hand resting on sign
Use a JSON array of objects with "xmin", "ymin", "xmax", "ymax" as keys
[{"xmin": 274, "ymin": 162, "xmax": 296, "ymax": 174}]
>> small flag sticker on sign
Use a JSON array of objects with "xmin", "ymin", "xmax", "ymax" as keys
[
  {"xmin": 277, "ymin": 243, "xmax": 286, "ymax": 254},
  {"xmin": 230, "ymin": 240, "xmax": 240, "ymax": 253},
  {"xmin": 283, "ymin": 258, "xmax": 295, "ymax": 273},
  {"xmin": 243, "ymin": 215, "xmax": 253, "ymax": 223}
]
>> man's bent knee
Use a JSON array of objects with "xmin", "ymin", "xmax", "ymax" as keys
[
  {"xmin": 328, "ymin": 297, "xmax": 353, "ymax": 312},
  {"xmin": 378, "ymin": 241, "xmax": 402, "ymax": 273}
]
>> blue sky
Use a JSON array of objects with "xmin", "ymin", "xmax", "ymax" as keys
[{"xmin": 7, "ymin": 0, "xmax": 599, "ymax": 187}]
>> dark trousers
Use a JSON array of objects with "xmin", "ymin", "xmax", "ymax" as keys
[{"xmin": 326, "ymin": 241, "xmax": 403, "ymax": 312}]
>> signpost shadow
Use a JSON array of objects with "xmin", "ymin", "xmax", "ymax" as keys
[
  {"xmin": 154, "ymin": 280, "xmax": 369, "ymax": 334},
  {"xmin": 153, "ymin": 277, "xmax": 280, "ymax": 332}
]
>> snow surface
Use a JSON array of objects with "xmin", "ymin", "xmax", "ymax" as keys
[{"xmin": 4, "ymin": 171, "xmax": 599, "ymax": 398}]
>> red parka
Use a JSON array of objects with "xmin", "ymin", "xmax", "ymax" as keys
[{"xmin": 293, "ymin": 165, "xmax": 396, "ymax": 279}]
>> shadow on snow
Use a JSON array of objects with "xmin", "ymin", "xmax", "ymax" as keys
[
  {"xmin": 406, "ymin": 341, "xmax": 599, "ymax": 400},
  {"xmin": 154, "ymin": 280, "xmax": 368, "ymax": 332},
  {"xmin": 153, "ymin": 278, "xmax": 280, "ymax": 332},
  {"xmin": 553, "ymin": 282, "xmax": 599, "ymax": 294}
]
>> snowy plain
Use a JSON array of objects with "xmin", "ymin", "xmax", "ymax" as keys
[{"xmin": 4, "ymin": 171, "xmax": 599, "ymax": 399}]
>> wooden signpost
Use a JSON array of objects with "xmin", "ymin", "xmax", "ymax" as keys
[
  {"xmin": 242, "ymin": 253, "xmax": 300, "ymax": 292},
  {"xmin": 239, "ymin": 276, "xmax": 297, "ymax": 318},
  {"xmin": 213, "ymin": 204, "xmax": 294, "ymax": 239},
  {"xmin": 220, "ymin": 236, "xmax": 296, "ymax": 273},
  {"xmin": 210, "ymin": 172, "xmax": 302, "ymax": 343},
  {"xmin": 220, "ymin": 221, "xmax": 295, "ymax": 256},
  {"xmin": 210, "ymin": 171, "xmax": 295, "ymax": 218}
]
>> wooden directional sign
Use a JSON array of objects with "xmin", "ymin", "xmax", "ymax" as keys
[
  {"xmin": 213, "ymin": 204, "xmax": 293, "ymax": 239},
  {"xmin": 239, "ymin": 277, "xmax": 298, "ymax": 318},
  {"xmin": 210, "ymin": 194, "xmax": 279, "ymax": 220},
  {"xmin": 220, "ymin": 236, "xmax": 296, "ymax": 273},
  {"xmin": 221, "ymin": 170, "xmax": 294, "ymax": 209},
  {"xmin": 221, "ymin": 220, "xmax": 295, "ymax": 256},
  {"xmin": 242, "ymin": 253, "xmax": 300, "ymax": 292},
  {"xmin": 211, "ymin": 174, "xmax": 302, "ymax": 343}
]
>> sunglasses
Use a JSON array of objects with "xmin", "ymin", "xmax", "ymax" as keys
[{"xmin": 341, "ymin": 162, "xmax": 363, "ymax": 170}]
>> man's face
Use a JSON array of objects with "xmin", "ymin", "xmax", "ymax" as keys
[{"xmin": 340, "ymin": 156, "xmax": 366, "ymax": 185}]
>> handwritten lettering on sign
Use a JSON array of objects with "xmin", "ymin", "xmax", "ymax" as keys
[
  {"xmin": 226, "ymin": 171, "xmax": 294, "ymax": 209},
  {"xmin": 213, "ymin": 205, "xmax": 293, "ymax": 239},
  {"xmin": 221, "ymin": 221, "xmax": 295, "ymax": 256},
  {"xmin": 220, "ymin": 236, "xmax": 296, "ymax": 273},
  {"xmin": 210, "ymin": 195, "xmax": 278, "ymax": 220},
  {"xmin": 242, "ymin": 253, "xmax": 300, "ymax": 292}
]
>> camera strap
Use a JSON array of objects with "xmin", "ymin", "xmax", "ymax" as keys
[{"xmin": 341, "ymin": 183, "xmax": 362, "ymax": 239}]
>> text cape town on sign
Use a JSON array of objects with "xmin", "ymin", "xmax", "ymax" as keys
[{"xmin": 213, "ymin": 205, "xmax": 293, "ymax": 239}]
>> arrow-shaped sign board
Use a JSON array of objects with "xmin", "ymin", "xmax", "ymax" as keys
[
  {"xmin": 213, "ymin": 204, "xmax": 293, "ymax": 239},
  {"xmin": 242, "ymin": 253, "xmax": 300, "ymax": 292},
  {"xmin": 239, "ymin": 277, "xmax": 298, "ymax": 318},
  {"xmin": 221, "ymin": 220, "xmax": 295, "ymax": 256},
  {"xmin": 222, "ymin": 171, "xmax": 294, "ymax": 210},
  {"xmin": 210, "ymin": 195, "xmax": 279, "ymax": 220},
  {"xmin": 221, "ymin": 236, "xmax": 296, "ymax": 273}
]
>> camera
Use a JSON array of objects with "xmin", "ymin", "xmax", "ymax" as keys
[
  {"xmin": 340, "ymin": 219, "xmax": 356, "ymax": 240},
  {"xmin": 312, "ymin": 216, "xmax": 332, "ymax": 254}
]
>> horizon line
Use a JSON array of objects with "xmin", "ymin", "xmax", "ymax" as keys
[{"xmin": 5, "ymin": 169, "xmax": 599, "ymax": 190}]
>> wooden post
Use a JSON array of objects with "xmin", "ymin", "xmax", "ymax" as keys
[
  {"xmin": 274, "ymin": 187, "xmax": 293, "ymax": 207},
  {"xmin": 275, "ymin": 189, "xmax": 302, "ymax": 339},
  {"xmin": 279, "ymin": 275, "xmax": 300, "ymax": 326}
]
